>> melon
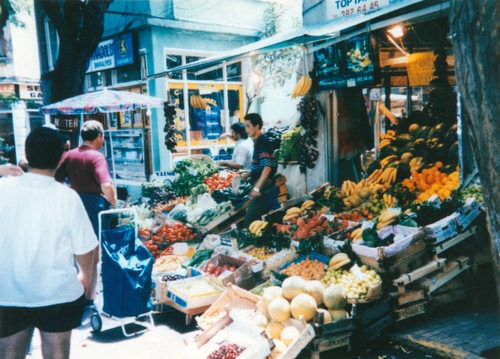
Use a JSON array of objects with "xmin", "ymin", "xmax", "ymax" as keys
[
  {"xmin": 323, "ymin": 285, "xmax": 347, "ymax": 310},
  {"xmin": 266, "ymin": 321, "xmax": 285, "ymax": 340},
  {"xmin": 282, "ymin": 276, "xmax": 305, "ymax": 300},
  {"xmin": 262, "ymin": 286, "xmax": 283, "ymax": 311},
  {"xmin": 268, "ymin": 297, "xmax": 291, "ymax": 322},
  {"xmin": 328, "ymin": 309, "xmax": 349, "ymax": 321},
  {"xmin": 316, "ymin": 308, "xmax": 332, "ymax": 323},
  {"xmin": 348, "ymin": 196, "xmax": 362, "ymax": 208},
  {"xmin": 291, "ymin": 293, "xmax": 317, "ymax": 321},
  {"xmin": 358, "ymin": 189, "xmax": 371, "ymax": 200},
  {"xmin": 409, "ymin": 123, "xmax": 420, "ymax": 136},
  {"xmin": 304, "ymin": 280, "xmax": 325, "ymax": 306},
  {"xmin": 280, "ymin": 326, "xmax": 300, "ymax": 347},
  {"xmin": 252, "ymin": 312, "xmax": 268, "ymax": 328}
]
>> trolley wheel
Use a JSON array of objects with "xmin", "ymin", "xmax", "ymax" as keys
[{"xmin": 90, "ymin": 313, "xmax": 102, "ymax": 333}]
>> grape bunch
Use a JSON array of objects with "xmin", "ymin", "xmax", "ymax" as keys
[{"xmin": 207, "ymin": 343, "xmax": 246, "ymax": 359}]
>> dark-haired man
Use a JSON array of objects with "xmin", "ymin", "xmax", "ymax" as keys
[
  {"xmin": 0, "ymin": 127, "xmax": 97, "ymax": 359},
  {"xmin": 242, "ymin": 113, "xmax": 279, "ymax": 227},
  {"xmin": 56, "ymin": 120, "xmax": 116, "ymax": 234},
  {"xmin": 219, "ymin": 122, "xmax": 253, "ymax": 171}
]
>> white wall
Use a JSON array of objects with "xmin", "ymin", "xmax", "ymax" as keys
[{"xmin": 11, "ymin": 11, "xmax": 40, "ymax": 80}]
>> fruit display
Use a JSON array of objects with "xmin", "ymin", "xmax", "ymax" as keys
[
  {"xmin": 459, "ymin": 185, "xmax": 483, "ymax": 202},
  {"xmin": 172, "ymin": 158, "xmax": 218, "ymax": 196},
  {"xmin": 202, "ymin": 263, "xmax": 237, "ymax": 277},
  {"xmin": 376, "ymin": 209, "xmax": 400, "ymax": 230},
  {"xmin": 280, "ymin": 258, "xmax": 327, "ymax": 280},
  {"xmin": 246, "ymin": 246, "xmax": 276, "ymax": 260},
  {"xmin": 144, "ymin": 239, "xmax": 161, "ymax": 259},
  {"xmin": 154, "ymin": 196, "xmax": 190, "ymax": 213},
  {"xmin": 189, "ymin": 94, "xmax": 206, "ymax": 109},
  {"xmin": 297, "ymin": 97, "xmax": 320, "ymax": 173},
  {"xmin": 207, "ymin": 343, "xmax": 246, "ymax": 359},
  {"xmin": 321, "ymin": 265, "xmax": 381, "ymax": 302},
  {"xmin": 153, "ymin": 254, "xmax": 190, "ymax": 273},
  {"xmin": 204, "ymin": 171, "xmax": 237, "ymax": 192},
  {"xmin": 197, "ymin": 310, "xmax": 227, "ymax": 329},
  {"xmin": 160, "ymin": 221, "xmax": 197, "ymax": 242},
  {"xmin": 160, "ymin": 274, "xmax": 184, "ymax": 282},
  {"xmin": 402, "ymin": 162, "xmax": 459, "ymax": 202}
]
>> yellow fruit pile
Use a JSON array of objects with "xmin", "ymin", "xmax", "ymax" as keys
[
  {"xmin": 280, "ymin": 259, "xmax": 326, "ymax": 280},
  {"xmin": 247, "ymin": 246, "xmax": 276, "ymax": 260},
  {"xmin": 402, "ymin": 162, "xmax": 459, "ymax": 202},
  {"xmin": 321, "ymin": 265, "xmax": 381, "ymax": 301}
]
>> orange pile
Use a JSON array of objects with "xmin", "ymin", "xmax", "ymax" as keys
[{"xmin": 402, "ymin": 162, "xmax": 459, "ymax": 202}]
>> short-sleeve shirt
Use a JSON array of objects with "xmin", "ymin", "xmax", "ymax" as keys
[
  {"xmin": 232, "ymin": 138, "xmax": 253, "ymax": 171},
  {"xmin": 56, "ymin": 145, "xmax": 112, "ymax": 193},
  {"xmin": 249, "ymin": 134, "xmax": 277, "ymax": 185},
  {"xmin": 0, "ymin": 173, "xmax": 98, "ymax": 307}
]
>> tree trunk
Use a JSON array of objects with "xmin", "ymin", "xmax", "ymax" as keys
[
  {"xmin": 450, "ymin": 0, "xmax": 500, "ymax": 299},
  {"xmin": 39, "ymin": 0, "xmax": 113, "ymax": 103}
]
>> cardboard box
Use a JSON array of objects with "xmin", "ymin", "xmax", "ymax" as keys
[
  {"xmin": 279, "ymin": 252, "xmax": 330, "ymax": 272},
  {"xmin": 424, "ymin": 213, "xmax": 459, "ymax": 244},
  {"xmin": 455, "ymin": 197, "xmax": 482, "ymax": 230},
  {"xmin": 197, "ymin": 284, "xmax": 262, "ymax": 330},
  {"xmin": 199, "ymin": 254, "xmax": 255, "ymax": 289},
  {"xmin": 352, "ymin": 225, "xmax": 425, "ymax": 260},
  {"xmin": 271, "ymin": 323, "xmax": 316, "ymax": 359},
  {"xmin": 262, "ymin": 246, "xmax": 298, "ymax": 277},
  {"xmin": 167, "ymin": 276, "xmax": 224, "ymax": 309},
  {"xmin": 151, "ymin": 267, "xmax": 201, "ymax": 304}
]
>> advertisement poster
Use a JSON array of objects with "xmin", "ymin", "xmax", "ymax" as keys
[{"xmin": 315, "ymin": 33, "xmax": 377, "ymax": 89}]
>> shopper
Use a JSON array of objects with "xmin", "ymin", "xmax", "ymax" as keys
[
  {"xmin": 0, "ymin": 163, "xmax": 23, "ymax": 177},
  {"xmin": 56, "ymin": 120, "xmax": 116, "ymax": 234},
  {"xmin": 0, "ymin": 127, "xmax": 98, "ymax": 359},
  {"xmin": 242, "ymin": 113, "xmax": 280, "ymax": 227},
  {"xmin": 218, "ymin": 122, "xmax": 254, "ymax": 171}
]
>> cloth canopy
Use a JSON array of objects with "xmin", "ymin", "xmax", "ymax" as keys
[{"xmin": 41, "ymin": 89, "xmax": 164, "ymax": 115}]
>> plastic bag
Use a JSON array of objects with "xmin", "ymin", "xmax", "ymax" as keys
[{"xmin": 187, "ymin": 193, "xmax": 217, "ymax": 223}]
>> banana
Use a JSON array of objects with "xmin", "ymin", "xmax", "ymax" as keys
[
  {"xmin": 292, "ymin": 76, "xmax": 306, "ymax": 99},
  {"xmin": 379, "ymin": 139, "xmax": 392, "ymax": 149},
  {"xmin": 301, "ymin": 200, "xmax": 315, "ymax": 210},
  {"xmin": 301, "ymin": 76, "xmax": 312, "ymax": 96},
  {"xmin": 249, "ymin": 220, "xmax": 260, "ymax": 233},
  {"xmin": 380, "ymin": 155, "xmax": 398, "ymax": 168},
  {"xmin": 286, "ymin": 207, "xmax": 302, "ymax": 216},
  {"xmin": 376, "ymin": 217, "xmax": 397, "ymax": 230},
  {"xmin": 282, "ymin": 213, "xmax": 298, "ymax": 222},
  {"xmin": 350, "ymin": 228, "xmax": 363, "ymax": 239}
]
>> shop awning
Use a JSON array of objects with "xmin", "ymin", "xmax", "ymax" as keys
[{"xmin": 156, "ymin": 0, "xmax": 448, "ymax": 78}]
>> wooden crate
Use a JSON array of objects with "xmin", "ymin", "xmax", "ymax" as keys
[
  {"xmin": 307, "ymin": 331, "xmax": 353, "ymax": 359},
  {"xmin": 359, "ymin": 313, "xmax": 393, "ymax": 342},
  {"xmin": 433, "ymin": 226, "xmax": 477, "ymax": 255},
  {"xmin": 199, "ymin": 201, "xmax": 249, "ymax": 235},
  {"xmin": 392, "ymin": 258, "xmax": 447, "ymax": 293},
  {"xmin": 393, "ymin": 301, "xmax": 428, "ymax": 322},
  {"xmin": 389, "ymin": 289, "xmax": 426, "ymax": 307},
  {"xmin": 416, "ymin": 256, "xmax": 471, "ymax": 294}
]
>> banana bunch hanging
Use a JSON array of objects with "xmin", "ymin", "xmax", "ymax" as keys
[
  {"xmin": 190, "ymin": 94, "xmax": 206, "ymax": 109},
  {"xmin": 291, "ymin": 75, "xmax": 312, "ymax": 98}
]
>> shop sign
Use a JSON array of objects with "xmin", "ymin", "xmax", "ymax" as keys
[
  {"xmin": 53, "ymin": 115, "xmax": 80, "ymax": 134},
  {"xmin": 0, "ymin": 84, "xmax": 15, "ymax": 95},
  {"xmin": 19, "ymin": 84, "xmax": 43, "ymax": 100},
  {"xmin": 86, "ymin": 33, "xmax": 134, "ymax": 73},
  {"xmin": 327, "ymin": 0, "xmax": 390, "ymax": 19}
]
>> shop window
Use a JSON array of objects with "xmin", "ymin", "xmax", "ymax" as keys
[
  {"xmin": 166, "ymin": 55, "xmax": 183, "ymax": 80},
  {"xmin": 89, "ymin": 72, "xmax": 104, "ymax": 89},
  {"xmin": 116, "ymin": 62, "xmax": 141, "ymax": 83},
  {"xmin": 227, "ymin": 62, "xmax": 242, "ymax": 82},
  {"xmin": 0, "ymin": 113, "xmax": 15, "ymax": 163},
  {"xmin": 28, "ymin": 112, "xmax": 45, "ymax": 131}
]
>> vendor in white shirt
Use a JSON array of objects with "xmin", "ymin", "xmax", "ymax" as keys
[{"xmin": 218, "ymin": 122, "xmax": 254, "ymax": 171}]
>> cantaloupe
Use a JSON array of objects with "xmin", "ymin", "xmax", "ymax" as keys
[
  {"xmin": 280, "ymin": 326, "xmax": 300, "ymax": 347},
  {"xmin": 358, "ymin": 189, "xmax": 371, "ymax": 200},
  {"xmin": 252, "ymin": 312, "xmax": 268, "ymax": 328},
  {"xmin": 316, "ymin": 308, "xmax": 332, "ymax": 323},
  {"xmin": 273, "ymin": 339, "xmax": 288, "ymax": 355},
  {"xmin": 268, "ymin": 297, "xmax": 291, "ymax": 322},
  {"xmin": 282, "ymin": 276, "xmax": 305, "ymax": 300},
  {"xmin": 323, "ymin": 285, "xmax": 347, "ymax": 310},
  {"xmin": 304, "ymin": 280, "xmax": 324, "ymax": 306},
  {"xmin": 291, "ymin": 293, "xmax": 317, "ymax": 321},
  {"xmin": 266, "ymin": 321, "xmax": 285, "ymax": 340},
  {"xmin": 328, "ymin": 309, "xmax": 349, "ymax": 321},
  {"xmin": 262, "ymin": 286, "xmax": 283, "ymax": 311}
]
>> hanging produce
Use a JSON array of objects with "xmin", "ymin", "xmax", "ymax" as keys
[
  {"xmin": 291, "ymin": 75, "xmax": 313, "ymax": 98},
  {"xmin": 297, "ymin": 96, "xmax": 319, "ymax": 173},
  {"xmin": 163, "ymin": 102, "xmax": 178, "ymax": 152},
  {"xmin": 277, "ymin": 125, "xmax": 302, "ymax": 163}
]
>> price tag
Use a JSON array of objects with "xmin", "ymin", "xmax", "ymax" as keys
[
  {"xmin": 188, "ymin": 168, "xmax": 198, "ymax": 176},
  {"xmin": 387, "ymin": 207, "xmax": 401, "ymax": 215},
  {"xmin": 219, "ymin": 171, "xmax": 229, "ymax": 179},
  {"xmin": 232, "ymin": 175, "xmax": 241, "ymax": 195},
  {"xmin": 347, "ymin": 79, "xmax": 356, "ymax": 87}
]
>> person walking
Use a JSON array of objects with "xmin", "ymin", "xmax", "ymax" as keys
[
  {"xmin": 56, "ymin": 120, "xmax": 116, "ymax": 234},
  {"xmin": 218, "ymin": 122, "xmax": 254, "ymax": 171},
  {"xmin": 0, "ymin": 127, "xmax": 98, "ymax": 359},
  {"xmin": 242, "ymin": 113, "xmax": 280, "ymax": 227}
]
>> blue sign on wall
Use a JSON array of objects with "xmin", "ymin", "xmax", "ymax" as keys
[
  {"xmin": 114, "ymin": 33, "xmax": 134, "ymax": 68},
  {"xmin": 87, "ymin": 33, "xmax": 134, "ymax": 73}
]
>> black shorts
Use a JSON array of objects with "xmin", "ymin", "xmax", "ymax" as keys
[{"xmin": 0, "ymin": 295, "xmax": 86, "ymax": 338}]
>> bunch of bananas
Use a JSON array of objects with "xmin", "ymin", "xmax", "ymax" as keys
[
  {"xmin": 380, "ymin": 155, "xmax": 399, "ymax": 168},
  {"xmin": 301, "ymin": 200, "xmax": 315, "ymax": 213},
  {"xmin": 350, "ymin": 227, "xmax": 364, "ymax": 241},
  {"xmin": 409, "ymin": 157, "xmax": 424, "ymax": 172},
  {"xmin": 291, "ymin": 75, "xmax": 312, "ymax": 98},
  {"xmin": 282, "ymin": 207, "xmax": 302, "ymax": 222},
  {"xmin": 190, "ymin": 95, "xmax": 206, "ymax": 109},
  {"xmin": 383, "ymin": 194, "xmax": 397, "ymax": 208},
  {"xmin": 380, "ymin": 167, "xmax": 397, "ymax": 185},
  {"xmin": 380, "ymin": 130, "xmax": 396, "ymax": 141},
  {"xmin": 341, "ymin": 180, "xmax": 357, "ymax": 197},
  {"xmin": 249, "ymin": 220, "xmax": 268, "ymax": 236},
  {"xmin": 376, "ymin": 210, "xmax": 399, "ymax": 229},
  {"xmin": 328, "ymin": 252, "xmax": 351, "ymax": 270}
]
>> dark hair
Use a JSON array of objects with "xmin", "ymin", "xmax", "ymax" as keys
[
  {"xmin": 25, "ymin": 127, "xmax": 64, "ymax": 169},
  {"xmin": 231, "ymin": 122, "xmax": 248, "ymax": 139},
  {"xmin": 244, "ymin": 113, "xmax": 263, "ymax": 129},
  {"xmin": 81, "ymin": 120, "xmax": 104, "ymax": 141}
]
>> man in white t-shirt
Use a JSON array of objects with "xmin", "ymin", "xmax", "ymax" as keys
[
  {"xmin": 218, "ymin": 122, "xmax": 254, "ymax": 171},
  {"xmin": 0, "ymin": 127, "xmax": 98, "ymax": 359}
]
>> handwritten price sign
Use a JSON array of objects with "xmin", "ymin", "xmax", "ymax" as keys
[{"xmin": 328, "ymin": 0, "xmax": 389, "ymax": 19}]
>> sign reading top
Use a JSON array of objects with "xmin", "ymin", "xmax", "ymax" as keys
[
  {"xmin": 86, "ymin": 33, "xmax": 134, "ymax": 73},
  {"xmin": 327, "ymin": 0, "xmax": 390, "ymax": 19}
]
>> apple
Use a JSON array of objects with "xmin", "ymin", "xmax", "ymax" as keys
[
  {"xmin": 207, "ymin": 263, "xmax": 216, "ymax": 272},
  {"xmin": 222, "ymin": 264, "xmax": 230, "ymax": 271},
  {"xmin": 229, "ymin": 266, "xmax": 237, "ymax": 272}
]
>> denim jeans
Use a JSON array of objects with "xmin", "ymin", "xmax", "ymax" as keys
[{"xmin": 78, "ymin": 193, "xmax": 111, "ymax": 235}]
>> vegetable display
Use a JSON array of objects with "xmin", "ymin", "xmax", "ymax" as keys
[
  {"xmin": 204, "ymin": 171, "xmax": 237, "ymax": 192},
  {"xmin": 172, "ymin": 159, "xmax": 218, "ymax": 196},
  {"xmin": 160, "ymin": 221, "xmax": 197, "ymax": 242}
]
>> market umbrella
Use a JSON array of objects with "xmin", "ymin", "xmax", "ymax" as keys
[
  {"xmin": 41, "ymin": 88, "xmax": 164, "ymax": 115},
  {"xmin": 41, "ymin": 89, "xmax": 165, "ymax": 193}
]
